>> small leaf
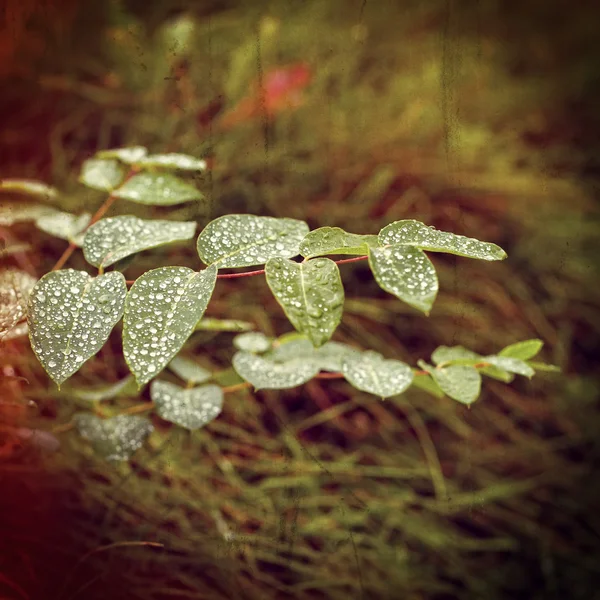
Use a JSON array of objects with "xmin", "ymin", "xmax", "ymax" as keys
[
  {"xmin": 368, "ymin": 245, "xmax": 439, "ymax": 314},
  {"xmin": 266, "ymin": 257, "xmax": 344, "ymax": 347},
  {"xmin": 0, "ymin": 269, "xmax": 37, "ymax": 338},
  {"xmin": 96, "ymin": 146, "xmax": 148, "ymax": 163},
  {"xmin": 195, "ymin": 317, "xmax": 254, "ymax": 332},
  {"xmin": 69, "ymin": 376, "xmax": 136, "ymax": 403},
  {"xmin": 341, "ymin": 350, "xmax": 414, "ymax": 399},
  {"xmin": 527, "ymin": 361, "xmax": 561, "ymax": 373},
  {"xmin": 123, "ymin": 265, "xmax": 217, "ymax": 386},
  {"xmin": 269, "ymin": 336, "xmax": 315, "ymax": 362},
  {"xmin": 299, "ymin": 227, "xmax": 379, "ymax": 258},
  {"xmin": 482, "ymin": 355, "xmax": 535, "ymax": 378},
  {"xmin": 431, "ymin": 345, "xmax": 481, "ymax": 366},
  {"xmin": 0, "ymin": 201, "xmax": 58, "ymax": 226},
  {"xmin": 197, "ymin": 214, "xmax": 309, "ymax": 268},
  {"xmin": 314, "ymin": 341, "xmax": 361, "ymax": 372},
  {"xmin": 73, "ymin": 413, "xmax": 153, "ymax": 461},
  {"xmin": 113, "ymin": 172, "xmax": 204, "ymax": 205},
  {"xmin": 0, "ymin": 179, "xmax": 58, "ymax": 199},
  {"xmin": 79, "ymin": 158, "xmax": 127, "ymax": 191},
  {"xmin": 498, "ymin": 339, "xmax": 544, "ymax": 361},
  {"xmin": 232, "ymin": 351, "xmax": 319, "ymax": 390},
  {"xmin": 379, "ymin": 220, "xmax": 507, "ymax": 261},
  {"xmin": 411, "ymin": 373, "xmax": 445, "ymax": 398},
  {"xmin": 27, "ymin": 270, "xmax": 127, "ymax": 385},
  {"xmin": 82, "ymin": 215, "xmax": 196, "ymax": 268},
  {"xmin": 233, "ymin": 331, "xmax": 272, "ymax": 353},
  {"xmin": 269, "ymin": 337, "xmax": 361, "ymax": 373},
  {"xmin": 35, "ymin": 211, "xmax": 91, "ymax": 246},
  {"xmin": 424, "ymin": 365, "xmax": 482, "ymax": 405},
  {"xmin": 133, "ymin": 153, "xmax": 207, "ymax": 172},
  {"xmin": 479, "ymin": 365, "xmax": 514, "ymax": 383},
  {"xmin": 168, "ymin": 356, "xmax": 212, "ymax": 384},
  {"xmin": 150, "ymin": 380, "xmax": 223, "ymax": 429}
]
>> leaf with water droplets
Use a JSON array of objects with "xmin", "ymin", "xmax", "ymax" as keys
[
  {"xmin": 368, "ymin": 245, "xmax": 438, "ymax": 314},
  {"xmin": 0, "ymin": 178, "xmax": 58, "ymax": 199},
  {"xmin": 168, "ymin": 356, "xmax": 212, "ymax": 384},
  {"xmin": 123, "ymin": 265, "xmax": 217, "ymax": 386},
  {"xmin": 197, "ymin": 215, "xmax": 309, "ymax": 268},
  {"xmin": 431, "ymin": 345, "xmax": 481, "ymax": 366},
  {"xmin": 268, "ymin": 337, "xmax": 360, "ymax": 372},
  {"xmin": 27, "ymin": 270, "xmax": 127, "ymax": 385},
  {"xmin": 79, "ymin": 158, "xmax": 127, "ymax": 191},
  {"xmin": 232, "ymin": 351, "xmax": 319, "ymax": 390},
  {"xmin": 150, "ymin": 380, "xmax": 223, "ymax": 430},
  {"xmin": 113, "ymin": 172, "xmax": 204, "ymax": 205},
  {"xmin": 73, "ymin": 413, "xmax": 153, "ymax": 461},
  {"xmin": 265, "ymin": 257, "xmax": 344, "ymax": 347},
  {"xmin": 0, "ymin": 269, "xmax": 37, "ymax": 339},
  {"xmin": 0, "ymin": 201, "xmax": 58, "ymax": 226},
  {"xmin": 82, "ymin": 215, "xmax": 196, "ymax": 268},
  {"xmin": 422, "ymin": 364, "xmax": 482, "ymax": 405},
  {"xmin": 195, "ymin": 317, "xmax": 254, "ymax": 332},
  {"xmin": 96, "ymin": 146, "xmax": 148, "ymax": 163},
  {"xmin": 314, "ymin": 341, "xmax": 361, "ymax": 372},
  {"xmin": 299, "ymin": 227, "xmax": 379, "ymax": 259},
  {"xmin": 482, "ymin": 355, "xmax": 535, "ymax": 378},
  {"xmin": 35, "ymin": 211, "xmax": 91, "ymax": 246},
  {"xmin": 498, "ymin": 339, "xmax": 543, "ymax": 361},
  {"xmin": 341, "ymin": 350, "xmax": 414, "ymax": 399},
  {"xmin": 133, "ymin": 153, "xmax": 207, "ymax": 172},
  {"xmin": 379, "ymin": 220, "xmax": 507, "ymax": 261},
  {"xmin": 233, "ymin": 331, "xmax": 272, "ymax": 353}
]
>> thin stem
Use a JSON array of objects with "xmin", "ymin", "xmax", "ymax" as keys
[
  {"xmin": 334, "ymin": 255, "xmax": 369, "ymax": 265},
  {"xmin": 217, "ymin": 268, "xmax": 266, "ymax": 279}
]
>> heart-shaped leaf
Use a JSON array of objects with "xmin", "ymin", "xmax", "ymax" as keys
[
  {"xmin": 379, "ymin": 220, "xmax": 507, "ymax": 261},
  {"xmin": 73, "ymin": 413, "xmax": 153, "ymax": 461},
  {"xmin": 368, "ymin": 245, "xmax": 439, "ymax": 314},
  {"xmin": 150, "ymin": 380, "xmax": 223, "ymax": 429},
  {"xmin": 168, "ymin": 356, "xmax": 212, "ymax": 384},
  {"xmin": 82, "ymin": 215, "xmax": 196, "ymax": 268},
  {"xmin": 233, "ymin": 331, "xmax": 272, "ymax": 353},
  {"xmin": 113, "ymin": 172, "xmax": 204, "ymax": 205},
  {"xmin": 195, "ymin": 317, "xmax": 254, "ymax": 332},
  {"xmin": 28, "ymin": 270, "xmax": 127, "ymax": 385},
  {"xmin": 341, "ymin": 350, "xmax": 414, "ymax": 398},
  {"xmin": 123, "ymin": 265, "xmax": 217, "ymax": 386},
  {"xmin": 96, "ymin": 146, "xmax": 148, "ymax": 163},
  {"xmin": 266, "ymin": 257, "xmax": 344, "ymax": 347},
  {"xmin": 197, "ymin": 215, "xmax": 309, "ymax": 268},
  {"xmin": 35, "ymin": 211, "xmax": 91, "ymax": 246},
  {"xmin": 133, "ymin": 153, "xmax": 207, "ymax": 172},
  {"xmin": 232, "ymin": 351, "xmax": 319, "ymax": 390},
  {"xmin": 423, "ymin": 364, "xmax": 482, "ymax": 405},
  {"xmin": 79, "ymin": 158, "xmax": 127, "ymax": 191},
  {"xmin": 299, "ymin": 227, "xmax": 379, "ymax": 258},
  {"xmin": 498, "ymin": 339, "xmax": 543, "ymax": 361},
  {"xmin": 0, "ymin": 178, "xmax": 58, "ymax": 199}
]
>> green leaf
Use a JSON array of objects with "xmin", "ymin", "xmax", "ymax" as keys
[
  {"xmin": 150, "ymin": 380, "xmax": 223, "ymax": 430},
  {"xmin": 123, "ymin": 265, "xmax": 217, "ymax": 386},
  {"xmin": 431, "ymin": 345, "xmax": 481, "ymax": 366},
  {"xmin": 482, "ymin": 355, "xmax": 535, "ymax": 378},
  {"xmin": 368, "ymin": 245, "xmax": 439, "ymax": 314},
  {"xmin": 168, "ymin": 356, "xmax": 212, "ymax": 384},
  {"xmin": 133, "ymin": 153, "xmax": 207, "ymax": 172},
  {"xmin": 379, "ymin": 220, "xmax": 507, "ymax": 261},
  {"xmin": 424, "ymin": 365, "xmax": 482, "ymax": 405},
  {"xmin": 410, "ymin": 373, "xmax": 445, "ymax": 398},
  {"xmin": 232, "ymin": 351, "xmax": 319, "ymax": 390},
  {"xmin": 96, "ymin": 146, "xmax": 148, "ymax": 163},
  {"xmin": 299, "ymin": 227, "xmax": 379, "ymax": 258},
  {"xmin": 69, "ymin": 376, "xmax": 136, "ymax": 403},
  {"xmin": 498, "ymin": 339, "xmax": 544, "ymax": 360},
  {"xmin": 79, "ymin": 158, "xmax": 127, "ymax": 191},
  {"xmin": 269, "ymin": 336, "xmax": 315, "ymax": 362},
  {"xmin": 73, "ymin": 413, "xmax": 153, "ymax": 461},
  {"xmin": 233, "ymin": 331, "xmax": 272, "ymax": 353},
  {"xmin": 82, "ymin": 215, "xmax": 196, "ymax": 268},
  {"xmin": 35, "ymin": 211, "xmax": 91, "ymax": 246},
  {"xmin": 479, "ymin": 365, "xmax": 514, "ymax": 383},
  {"xmin": 195, "ymin": 317, "xmax": 254, "ymax": 332},
  {"xmin": 265, "ymin": 257, "xmax": 344, "ymax": 347},
  {"xmin": 0, "ymin": 178, "xmax": 58, "ymax": 199},
  {"xmin": 27, "ymin": 270, "xmax": 127, "ymax": 385},
  {"xmin": 197, "ymin": 215, "xmax": 309, "ymax": 268},
  {"xmin": 527, "ymin": 361, "xmax": 561, "ymax": 373},
  {"xmin": 0, "ymin": 201, "xmax": 58, "ymax": 226},
  {"xmin": 112, "ymin": 172, "xmax": 204, "ymax": 205},
  {"xmin": 0, "ymin": 269, "xmax": 37, "ymax": 338},
  {"xmin": 341, "ymin": 350, "xmax": 414, "ymax": 399},
  {"xmin": 314, "ymin": 341, "xmax": 361, "ymax": 372}
]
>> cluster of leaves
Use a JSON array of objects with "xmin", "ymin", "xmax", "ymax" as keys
[{"xmin": 0, "ymin": 147, "xmax": 558, "ymax": 461}]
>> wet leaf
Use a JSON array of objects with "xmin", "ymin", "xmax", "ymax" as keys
[
  {"xmin": 0, "ymin": 178, "xmax": 58, "ymax": 199},
  {"xmin": 0, "ymin": 201, "xmax": 58, "ymax": 226},
  {"xmin": 379, "ymin": 220, "xmax": 507, "ymax": 261},
  {"xmin": 431, "ymin": 345, "xmax": 481, "ymax": 366},
  {"xmin": 69, "ymin": 375, "xmax": 136, "ymax": 403},
  {"xmin": 483, "ymin": 356, "xmax": 535, "ymax": 378},
  {"xmin": 133, "ymin": 153, "xmax": 207, "ymax": 172},
  {"xmin": 82, "ymin": 215, "xmax": 196, "ymax": 268},
  {"xmin": 195, "ymin": 317, "xmax": 254, "ymax": 332},
  {"xmin": 424, "ymin": 364, "xmax": 482, "ymax": 405},
  {"xmin": 0, "ymin": 269, "xmax": 37, "ymax": 338},
  {"xmin": 35, "ymin": 211, "xmax": 91, "ymax": 246},
  {"xmin": 123, "ymin": 265, "xmax": 217, "ymax": 386},
  {"xmin": 168, "ymin": 356, "xmax": 212, "ymax": 384},
  {"xmin": 150, "ymin": 380, "xmax": 223, "ymax": 430},
  {"xmin": 197, "ymin": 215, "xmax": 309, "ymax": 268},
  {"xmin": 96, "ymin": 146, "xmax": 148, "ymax": 163},
  {"xmin": 27, "ymin": 270, "xmax": 127, "ymax": 385},
  {"xmin": 73, "ymin": 413, "xmax": 153, "ymax": 461},
  {"xmin": 299, "ymin": 227, "xmax": 379, "ymax": 258},
  {"xmin": 233, "ymin": 331, "xmax": 272, "ymax": 353},
  {"xmin": 313, "ymin": 341, "xmax": 361, "ymax": 372},
  {"xmin": 79, "ymin": 158, "xmax": 127, "ymax": 191},
  {"xmin": 368, "ymin": 245, "xmax": 438, "ymax": 314},
  {"xmin": 113, "ymin": 172, "xmax": 204, "ymax": 205},
  {"xmin": 479, "ymin": 365, "xmax": 514, "ymax": 383},
  {"xmin": 232, "ymin": 351, "xmax": 319, "ymax": 390},
  {"xmin": 341, "ymin": 350, "xmax": 413, "ymax": 398},
  {"xmin": 266, "ymin": 257, "xmax": 344, "ymax": 347},
  {"xmin": 269, "ymin": 337, "xmax": 360, "ymax": 372},
  {"xmin": 498, "ymin": 339, "xmax": 543, "ymax": 360}
]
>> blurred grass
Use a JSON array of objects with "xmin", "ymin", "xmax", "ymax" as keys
[{"xmin": 1, "ymin": 0, "xmax": 599, "ymax": 599}]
